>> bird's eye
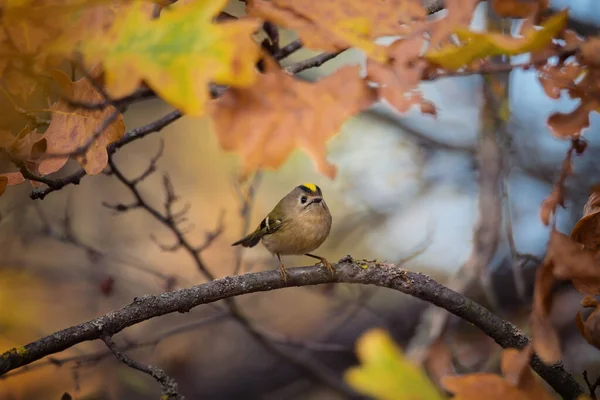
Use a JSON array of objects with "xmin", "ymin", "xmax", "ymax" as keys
[{"xmin": 300, "ymin": 196, "xmax": 308, "ymax": 204}]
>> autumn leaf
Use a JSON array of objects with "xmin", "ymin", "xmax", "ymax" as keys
[
  {"xmin": 0, "ymin": 176, "xmax": 7, "ymax": 196},
  {"xmin": 576, "ymin": 296, "xmax": 600, "ymax": 350},
  {"xmin": 38, "ymin": 65, "xmax": 126, "ymax": 176},
  {"xmin": 531, "ymin": 229, "xmax": 600, "ymax": 362},
  {"xmin": 83, "ymin": 0, "xmax": 262, "ymax": 117},
  {"xmin": 209, "ymin": 62, "xmax": 376, "ymax": 179},
  {"xmin": 531, "ymin": 253, "xmax": 562, "ymax": 363},
  {"xmin": 490, "ymin": 0, "xmax": 548, "ymax": 18},
  {"xmin": 247, "ymin": 0, "xmax": 426, "ymax": 63},
  {"xmin": 366, "ymin": 36, "xmax": 436, "ymax": 115},
  {"xmin": 425, "ymin": 10, "xmax": 568, "ymax": 70},
  {"xmin": 443, "ymin": 346, "xmax": 554, "ymax": 400},
  {"xmin": 539, "ymin": 145, "xmax": 573, "ymax": 226},
  {"xmin": 344, "ymin": 328, "xmax": 444, "ymax": 400}
]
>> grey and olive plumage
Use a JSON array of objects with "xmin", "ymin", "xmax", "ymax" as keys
[{"xmin": 232, "ymin": 183, "xmax": 333, "ymax": 281}]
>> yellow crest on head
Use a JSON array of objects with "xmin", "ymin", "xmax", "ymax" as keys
[{"xmin": 300, "ymin": 183, "xmax": 318, "ymax": 193}]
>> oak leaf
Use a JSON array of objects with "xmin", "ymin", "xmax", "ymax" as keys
[
  {"xmin": 443, "ymin": 346, "xmax": 554, "ymax": 400},
  {"xmin": 247, "ymin": 0, "xmax": 427, "ymax": 62},
  {"xmin": 425, "ymin": 11, "xmax": 568, "ymax": 70},
  {"xmin": 209, "ymin": 62, "xmax": 376, "ymax": 179},
  {"xmin": 366, "ymin": 36, "xmax": 435, "ymax": 114},
  {"xmin": 38, "ymin": 66, "xmax": 126, "ymax": 176},
  {"xmin": 83, "ymin": 0, "xmax": 262, "ymax": 117},
  {"xmin": 344, "ymin": 328, "xmax": 444, "ymax": 400}
]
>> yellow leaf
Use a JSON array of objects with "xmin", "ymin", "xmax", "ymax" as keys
[
  {"xmin": 345, "ymin": 328, "xmax": 444, "ymax": 400},
  {"xmin": 83, "ymin": 0, "xmax": 261, "ymax": 117},
  {"xmin": 425, "ymin": 10, "xmax": 568, "ymax": 70}
]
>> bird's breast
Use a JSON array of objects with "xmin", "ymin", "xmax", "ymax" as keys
[{"xmin": 262, "ymin": 208, "xmax": 332, "ymax": 255}]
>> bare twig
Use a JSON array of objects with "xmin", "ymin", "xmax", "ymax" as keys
[
  {"xmin": 284, "ymin": 51, "xmax": 345, "ymax": 75},
  {"xmin": 0, "ymin": 259, "xmax": 584, "ymax": 399},
  {"xmin": 583, "ymin": 370, "xmax": 600, "ymax": 400},
  {"xmin": 102, "ymin": 336, "xmax": 183, "ymax": 400},
  {"xmin": 30, "ymin": 109, "xmax": 183, "ymax": 200},
  {"xmin": 232, "ymin": 171, "xmax": 262, "ymax": 275}
]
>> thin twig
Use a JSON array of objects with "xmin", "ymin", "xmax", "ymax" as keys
[
  {"xmin": 29, "ymin": 109, "xmax": 183, "ymax": 200},
  {"xmin": 284, "ymin": 51, "xmax": 345, "ymax": 75},
  {"xmin": 102, "ymin": 336, "xmax": 183, "ymax": 400},
  {"xmin": 583, "ymin": 370, "xmax": 600, "ymax": 400}
]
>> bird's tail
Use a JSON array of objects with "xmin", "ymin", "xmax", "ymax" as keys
[{"xmin": 231, "ymin": 230, "xmax": 262, "ymax": 248}]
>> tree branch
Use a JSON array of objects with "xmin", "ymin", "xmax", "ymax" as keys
[
  {"xmin": 0, "ymin": 259, "xmax": 583, "ymax": 399},
  {"xmin": 29, "ymin": 109, "xmax": 183, "ymax": 200},
  {"xmin": 102, "ymin": 336, "xmax": 183, "ymax": 400}
]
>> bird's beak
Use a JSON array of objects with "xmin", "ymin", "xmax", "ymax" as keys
[{"xmin": 309, "ymin": 197, "xmax": 323, "ymax": 206}]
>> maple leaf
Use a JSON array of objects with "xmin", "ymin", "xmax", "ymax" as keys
[
  {"xmin": 82, "ymin": 0, "xmax": 262, "ymax": 117},
  {"xmin": 425, "ymin": 11, "xmax": 568, "ymax": 70},
  {"xmin": 247, "ymin": 0, "xmax": 427, "ymax": 63},
  {"xmin": 344, "ymin": 328, "xmax": 444, "ymax": 400},
  {"xmin": 209, "ymin": 61, "xmax": 377, "ymax": 179},
  {"xmin": 38, "ymin": 65, "xmax": 126, "ymax": 176}
]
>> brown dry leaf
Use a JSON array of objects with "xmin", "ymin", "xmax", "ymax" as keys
[
  {"xmin": 501, "ymin": 346, "xmax": 554, "ymax": 399},
  {"xmin": 531, "ymin": 254, "xmax": 562, "ymax": 363},
  {"xmin": 552, "ymin": 229, "xmax": 600, "ymax": 298},
  {"xmin": 424, "ymin": 337, "xmax": 454, "ymax": 388},
  {"xmin": 581, "ymin": 38, "xmax": 600, "ymax": 67},
  {"xmin": 246, "ymin": 0, "xmax": 426, "ymax": 62},
  {"xmin": 571, "ymin": 189, "xmax": 600, "ymax": 251},
  {"xmin": 537, "ymin": 63, "xmax": 581, "ymax": 100},
  {"xmin": 443, "ymin": 346, "xmax": 555, "ymax": 400},
  {"xmin": 575, "ymin": 295, "xmax": 600, "ymax": 350},
  {"xmin": 546, "ymin": 63, "xmax": 600, "ymax": 138},
  {"xmin": 0, "ymin": 176, "xmax": 7, "ymax": 196},
  {"xmin": 366, "ymin": 35, "xmax": 435, "ymax": 114},
  {"xmin": 427, "ymin": 0, "xmax": 481, "ymax": 49},
  {"xmin": 38, "ymin": 65, "xmax": 125, "ymax": 176},
  {"xmin": 491, "ymin": 0, "xmax": 548, "ymax": 18},
  {"xmin": 539, "ymin": 148, "xmax": 572, "ymax": 226},
  {"xmin": 209, "ymin": 61, "xmax": 377, "ymax": 179},
  {"xmin": 442, "ymin": 374, "xmax": 529, "ymax": 400}
]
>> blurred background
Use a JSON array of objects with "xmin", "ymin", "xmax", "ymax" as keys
[{"xmin": 1, "ymin": 1, "xmax": 600, "ymax": 399}]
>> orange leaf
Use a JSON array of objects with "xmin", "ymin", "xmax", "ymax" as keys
[
  {"xmin": 209, "ymin": 62, "xmax": 376, "ymax": 179},
  {"xmin": 366, "ymin": 36, "xmax": 434, "ymax": 114},
  {"xmin": 576, "ymin": 296, "xmax": 600, "ymax": 350},
  {"xmin": 443, "ymin": 374, "xmax": 529, "ymax": 400},
  {"xmin": 581, "ymin": 38, "xmax": 600, "ymax": 67},
  {"xmin": 247, "ymin": 0, "xmax": 426, "ymax": 62},
  {"xmin": 491, "ymin": 0, "xmax": 548, "ymax": 18},
  {"xmin": 38, "ymin": 65, "xmax": 125, "ymax": 176},
  {"xmin": 501, "ymin": 346, "xmax": 554, "ymax": 399},
  {"xmin": 531, "ymin": 255, "xmax": 562, "ymax": 363}
]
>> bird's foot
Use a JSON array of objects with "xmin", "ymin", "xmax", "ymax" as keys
[
  {"xmin": 320, "ymin": 258, "xmax": 336, "ymax": 278},
  {"xmin": 279, "ymin": 262, "xmax": 289, "ymax": 283}
]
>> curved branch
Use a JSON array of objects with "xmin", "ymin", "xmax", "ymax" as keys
[{"xmin": 0, "ymin": 258, "xmax": 583, "ymax": 399}]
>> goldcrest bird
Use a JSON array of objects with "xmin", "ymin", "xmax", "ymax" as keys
[{"xmin": 232, "ymin": 183, "xmax": 333, "ymax": 281}]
